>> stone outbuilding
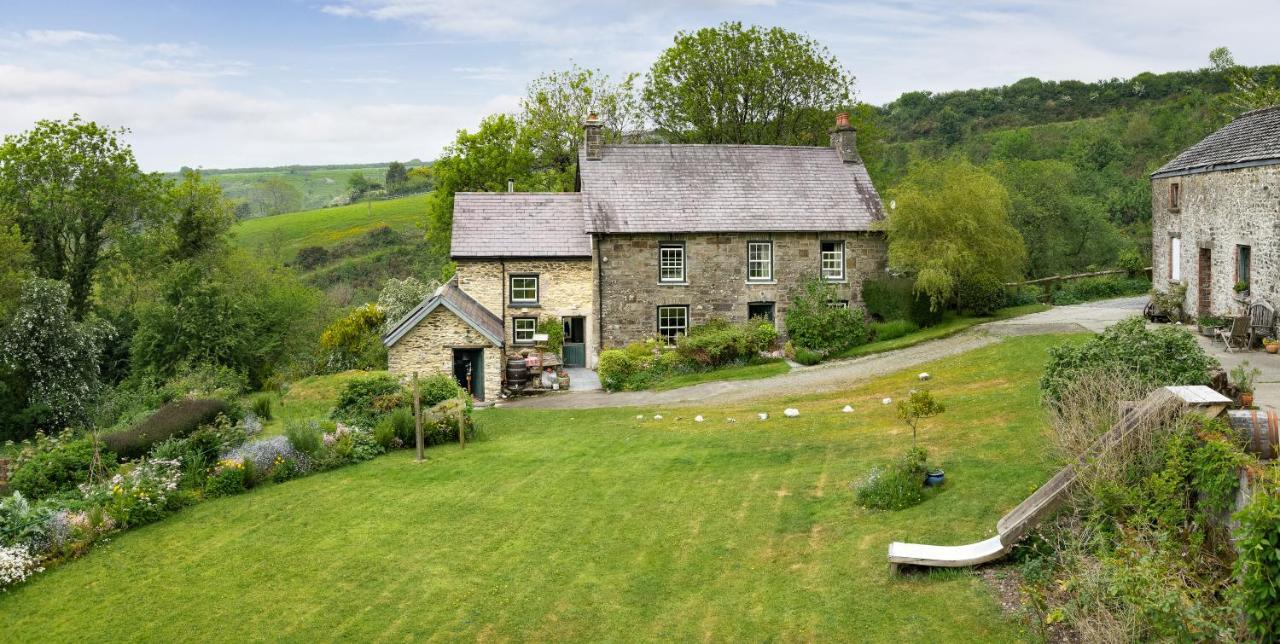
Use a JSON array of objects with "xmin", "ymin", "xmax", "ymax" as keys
[
  {"xmin": 1152, "ymin": 105, "xmax": 1280, "ymax": 318},
  {"xmin": 384, "ymin": 113, "xmax": 888, "ymax": 400}
]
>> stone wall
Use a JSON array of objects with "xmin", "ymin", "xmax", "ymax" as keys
[
  {"xmin": 386, "ymin": 306, "xmax": 501, "ymax": 401},
  {"xmin": 597, "ymin": 231, "xmax": 887, "ymax": 348},
  {"xmin": 1152, "ymin": 165, "xmax": 1280, "ymax": 317},
  {"xmin": 455, "ymin": 258, "xmax": 596, "ymax": 366}
]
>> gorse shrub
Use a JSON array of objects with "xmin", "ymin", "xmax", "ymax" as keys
[
  {"xmin": 103, "ymin": 399, "xmax": 230, "ymax": 460},
  {"xmin": 331, "ymin": 374, "xmax": 406, "ymax": 429},
  {"xmin": 9, "ymin": 439, "xmax": 104, "ymax": 500},
  {"xmin": 784, "ymin": 277, "xmax": 869, "ymax": 353},
  {"xmin": 1040, "ymin": 317, "xmax": 1216, "ymax": 406},
  {"xmin": 855, "ymin": 447, "xmax": 928, "ymax": 510}
]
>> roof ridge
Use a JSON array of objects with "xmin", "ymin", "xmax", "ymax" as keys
[
  {"xmin": 1238, "ymin": 104, "xmax": 1280, "ymax": 119},
  {"xmin": 598, "ymin": 143, "xmax": 837, "ymax": 151},
  {"xmin": 455, "ymin": 191, "xmax": 581, "ymax": 197}
]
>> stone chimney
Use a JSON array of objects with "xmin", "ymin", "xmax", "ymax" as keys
[
  {"xmin": 829, "ymin": 112, "xmax": 861, "ymax": 164},
  {"xmin": 584, "ymin": 113, "xmax": 603, "ymax": 161}
]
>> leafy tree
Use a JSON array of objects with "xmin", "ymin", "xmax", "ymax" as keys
[
  {"xmin": 250, "ymin": 176, "xmax": 302, "ymax": 216},
  {"xmin": 643, "ymin": 22, "xmax": 855, "ymax": 145},
  {"xmin": 347, "ymin": 172, "xmax": 374, "ymax": 196},
  {"xmin": 319, "ymin": 303, "xmax": 386, "ymax": 372},
  {"xmin": 1209, "ymin": 47, "xmax": 1280, "ymax": 118},
  {"xmin": 0, "ymin": 117, "xmax": 162, "ymax": 319},
  {"xmin": 425, "ymin": 115, "xmax": 544, "ymax": 256},
  {"xmin": 1, "ymin": 279, "xmax": 113, "ymax": 432},
  {"xmin": 384, "ymin": 161, "xmax": 408, "ymax": 188},
  {"xmin": 520, "ymin": 65, "xmax": 644, "ymax": 186},
  {"xmin": 377, "ymin": 276, "xmax": 436, "ymax": 333},
  {"xmin": 167, "ymin": 170, "xmax": 236, "ymax": 261},
  {"xmin": 0, "ymin": 205, "xmax": 32, "ymax": 320},
  {"xmin": 897, "ymin": 389, "xmax": 944, "ymax": 448},
  {"xmin": 887, "ymin": 158, "xmax": 1026, "ymax": 309}
]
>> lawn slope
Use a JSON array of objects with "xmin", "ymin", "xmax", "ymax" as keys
[{"xmin": 1, "ymin": 335, "xmax": 1081, "ymax": 641}]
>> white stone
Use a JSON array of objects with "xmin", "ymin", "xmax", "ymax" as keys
[
  {"xmin": 842, "ymin": 405, "xmax": 854, "ymax": 413},
  {"xmin": 882, "ymin": 397, "xmax": 892, "ymax": 405},
  {"xmin": 758, "ymin": 412, "xmax": 768, "ymax": 421},
  {"xmin": 918, "ymin": 372, "xmax": 930, "ymax": 381},
  {"xmin": 653, "ymin": 414, "xmax": 663, "ymax": 420},
  {"xmin": 636, "ymin": 414, "xmax": 644, "ymax": 420},
  {"xmin": 694, "ymin": 415, "xmax": 704, "ymax": 422},
  {"xmin": 784, "ymin": 408, "xmax": 800, "ymax": 417},
  {"xmin": 726, "ymin": 418, "xmax": 737, "ymax": 423}
]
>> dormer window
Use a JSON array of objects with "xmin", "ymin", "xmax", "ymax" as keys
[{"xmin": 1169, "ymin": 182, "xmax": 1180, "ymax": 210}]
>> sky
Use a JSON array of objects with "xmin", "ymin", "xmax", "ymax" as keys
[{"xmin": 1, "ymin": 1, "xmax": 1276, "ymax": 171}]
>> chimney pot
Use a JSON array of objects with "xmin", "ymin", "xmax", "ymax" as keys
[
  {"xmin": 830, "ymin": 112, "xmax": 860, "ymax": 164},
  {"xmin": 507, "ymin": 178, "xmax": 514, "ymax": 193},
  {"xmin": 835, "ymin": 112, "xmax": 850, "ymax": 127}
]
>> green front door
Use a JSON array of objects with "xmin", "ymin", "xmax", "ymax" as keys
[{"xmin": 562, "ymin": 317, "xmax": 586, "ymax": 367}]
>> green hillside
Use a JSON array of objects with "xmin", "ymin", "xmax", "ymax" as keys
[{"xmin": 232, "ymin": 193, "xmax": 442, "ymax": 302}]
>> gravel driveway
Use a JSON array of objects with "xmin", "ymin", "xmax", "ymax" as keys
[{"xmin": 499, "ymin": 297, "xmax": 1147, "ymax": 410}]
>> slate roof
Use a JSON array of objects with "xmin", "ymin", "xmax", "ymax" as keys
[
  {"xmin": 451, "ymin": 192, "xmax": 589, "ymax": 258},
  {"xmin": 382, "ymin": 278, "xmax": 504, "ymax": 348},
  {"xmin": 578, "ymin": 144, "xmax": 884, "ymax": 234},
  {"xmin": 1153, "ymin": 105, "xmax": 1280, "ymax": 178}
]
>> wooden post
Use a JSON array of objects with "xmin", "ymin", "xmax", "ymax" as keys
[
  {"xmin": 413, "ymin": 372, "xmax": 424, "ymax": 462},
  {"xmin": 458, "ymin": 398, "xmax": 466, "ymax": 449}
]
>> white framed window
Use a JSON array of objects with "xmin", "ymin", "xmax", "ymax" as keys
[
  {"xmin": 747, "ymin": 241, "xmax": 773, "ymax": 281},
  {"xmin": 828, "ymin": 300, "xmax": 850, "ymax": 309},
  {"xmin": 657, "ymin": 305, "xmax": 689, "ymax": 345},
  {"xmin": 821, "ymin": 241, "xmax": 844, "ymax": 281},
  {"xmin": 1170, "ymin": 237, "xmax": 1181, "ymax": 282},
  {"xmin": 659, "ymin": 243, "xmax": 685, "ymax": 283},
  {"xmin": 513, "ymin": 317, "xmax": 537, "ymax": 344},
  {"xmin": 510, "ymin": 275, "xmax": 538, "ymax": 303}
]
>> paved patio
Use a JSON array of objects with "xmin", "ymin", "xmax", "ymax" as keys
[{"xmin": 1189, "ymin": 331, "xmax": 1280, "ymax": 412}]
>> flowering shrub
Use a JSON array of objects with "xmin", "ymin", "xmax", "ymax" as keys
[
  {"xmin": 83, "ymin": 459, "xmax": 183, "ymax": 528},
  {"xmin": 204, "ymin": 458, "xmax": 248, "ymax": 498},
  {"xmin": 0, "ymin": 544, "xmax": 42, "ymax": 590},
  {"xmin": 225, "ymin": 436, "xmax": 308, "ymax": 478}
]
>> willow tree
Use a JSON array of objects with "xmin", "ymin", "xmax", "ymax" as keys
[{"xmin": 886, "ymin": 158, "xmax": 1026, "ymax": 310}]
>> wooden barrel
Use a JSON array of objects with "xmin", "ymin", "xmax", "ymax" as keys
[
  {"xmin": 1228, "ymin": 410, "xmax": 1279, "ymax": 460},
  {"xmin": 505, "ymin": 357, "xmax": 528, "ymax": 388}
]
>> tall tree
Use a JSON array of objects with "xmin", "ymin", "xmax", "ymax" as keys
[
  {"xmin": 168, "ymin": 170, "xmax": 236, "ymax": 261},
  {"xmin": 1209, "ymin": 47, "xmax": 1280, "ymax": 119},
  {"xmin": 251, "ymin": 176, "xmax": 303, "ymax": 216},
  {"xmin": 520, "ymin": 65, "xmax": 644, "ymax": 188},
  {"xmin": 887, "ymin": 158, "xmax": 1026, "ymax": 309},
  {"xmin": 0, "ymin": 205, "xmax": 32, "ymax": 320},
  {"xmin": 385, "ymin": 161, "xmax": 409, "ymax": 188},
  {"xmin": 643, "ymin": 22, "xmax": 856, "ymax": 145},
  {"xmin": 0, "ymin": 117, "xmax": 161, "ymax": 318}
]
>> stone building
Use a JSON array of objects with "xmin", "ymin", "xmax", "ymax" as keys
[
  {"xmin": 384, "ymin": 113, "xmax": 887, "ymax": 400},
  {"xmin": 1151, "ymin": 105, "xmax": 1280, "ymax": 318}
]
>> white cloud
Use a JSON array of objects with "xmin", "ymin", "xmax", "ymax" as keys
[{"xmin": 22, "ymin": 29, "xmax": 120, "ymax": 45}]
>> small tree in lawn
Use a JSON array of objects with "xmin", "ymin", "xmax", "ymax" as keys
[{"xmin": 897, "ymin": 389, "xmax": 944, "ymax": 449}]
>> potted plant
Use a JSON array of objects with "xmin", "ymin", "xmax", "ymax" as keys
[
  {"xmin": 897, "ymin": 389, "xmax": 946, "ymax": 485},
  {"xmin": 1266, "ymin": 337, "xmax": 1280, "ymax": 354},
  {"xmin": 1197, "ymin": 315, "xmax": 1223, "ymax": 336},
  {"xmin": 1235, "ymin": 281, "xmax": 1250, "ymax": 298},
  {"xmin": 1231, "ymin": 361, "xmax": 1262, "ymax": 407}
]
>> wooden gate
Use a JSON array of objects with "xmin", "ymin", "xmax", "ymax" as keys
[{"xmin": 1198, "ymin": 248, "xmax": 1212, "ymax": 316}]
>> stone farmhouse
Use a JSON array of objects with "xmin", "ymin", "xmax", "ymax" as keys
[
  {"xmin": 383, "ymin": 114, "xmax": 887, "ymax": 400},
  {"xmin": 1152, "ymin": 105, "xmax": 1280, "ymax": 318}
]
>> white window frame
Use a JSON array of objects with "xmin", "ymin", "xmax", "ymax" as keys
[
  {"xmin": 821, "ymin": 241, "xmax": 845, "ymax": 281},
  {"xmin": 513, "ymin": 317, "xmax": 537, "ymax": 344},
  {"xmin": 656, "ymin": 305, "xmax": 689, "ymax": 346},
  {"xmin": 659, "ymin": 243, "xmax": 685, "ymax": 283},
  {"xmin": 828, "ymin": 300, "xmax": 850, "ymax": 309},
  {"xmin": 747, "ymin": 241, "xmax": 773, "ymax": 282},
  {"xmin": 510, "ymin": 275, "xmax": 539, "ymax": 304},
  {"xmin": 1170, "ymin": 237, "xmax": 1181, "ymax": 282}
]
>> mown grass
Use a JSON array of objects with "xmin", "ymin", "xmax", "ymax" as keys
[
  {"xmin": 834, "ymin": 303, "xmax": 1052, "ymax": 360},
  {"xmin": 232, "ymin": 192, "xmax": 432, "ymax": 262},
  {"xmin": 1, "ymin": 335, "xmax": 1082, "ymax": 641},
  {"xmin": 648, "ymin": 359, "xmax": 791, "ymax": 391}
]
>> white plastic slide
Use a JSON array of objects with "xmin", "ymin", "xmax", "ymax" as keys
[{"xmin": 888, "ymin": 385, "xmax": 1232, "ymax": 570}]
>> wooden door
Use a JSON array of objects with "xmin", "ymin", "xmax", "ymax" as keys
[{"xmin": 1198, "ymin": 248, "xmax": 1212, "ymax": 317}]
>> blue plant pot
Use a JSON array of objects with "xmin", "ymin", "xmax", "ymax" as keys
[{"xmin": 924, "ymin": 469, "xmax": 945, "ymax": 487}]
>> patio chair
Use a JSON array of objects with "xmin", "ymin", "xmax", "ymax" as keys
[
  {"xmin": 1217, "ymin": 316, "xmax": 1251, "ymax": 353},
  {"xmin": 1248, "ymin": 300, "xmax": 1276, "ymax": 348}
]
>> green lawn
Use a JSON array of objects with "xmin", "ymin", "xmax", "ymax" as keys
[
  {"xmin": 834, "ymin": 304, "xmax": 1052, "ymax": 360},
  {"xmin": 649, "ymin": 359, "xmax": 791, "ymax": 391},
  {"xmin": 251, "ymin": 370, "xmax": 383, "ymax": 436},
  {"xmin": 2, "ymin": 335, "xmax": 1080, "ymax": 641},
  {"xmin": 232, "ymin": 192, "xmax": 432, "ymax": 262}
]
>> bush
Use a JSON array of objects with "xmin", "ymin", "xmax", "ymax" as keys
[
  {"xmin": 538, "ymin": 317, "xmax": 564, "ymax": 356},
  {"xmin": 862, "ymin": 277, "xmax": 944, "ymax": 327},
  {"xmin": 103, "ymin": 399, "xmax": 230, "ymax": 460},
  {"xmin": 1051, "ymin": 275, "xmax": 1150, "ymax": 305},
  {"xmin": 295, "ymin": 246, "xmax": 330, "ymax": 270},
  {"xmin": 1117, "ymin": 247, "xmax": 1146, "ymax": 277},
  {"xmin": 1004, "ymin": 283, "xmax": 1043, "ymax": 307},
  {"xmin": 955, "ymin": 272, "xmax": 1006, "ymax": 315},
  {"xmin": 381, "ymin": 407, "xmax": 416, "ymax": 445},
  {"xmin": 1235, "ymin": 471, "xmax": 1280, "ymax": 641},
  {"xmin": 793, "ymin": 347, "xmax": 823, "ymax": 366},
  {"xmin": 204, "ymin": 459, "xmax": 247, "ymax": 498},
  {"xmin": 870, "ymin": 319, "xmax": 919, "ymax": 342},
  {"xmin": 784, "ymin": 278, "xmax": 870, "ymax": 353},
  {"xmin": 417, "ymin": 373, "xmax": 463, "ymax": 408},
  {"xmin": 746, "ymin": 319, "xmax": 779, "ymax": 352},
  {"xmin": 284, "ymin": 419, "xmax": 325, "ymax": 455},
  {"xmin": 224, "ymin": 436, "xmax": 309, "ymax": 479},
  {"xmin": 1040, "ymin": 317, "xmax": 1217, "ymax": 405},
  {"xmin": 331, "ymin": 374, "xmax": 406, "ymax": 429},
  {"xmin": 9, "ymin": 439, "xmax": 104, "ymax": 500},
  {"xmin": 675, "ymin": 318, "xmax": 750, "ymax": 367},
  {"xmin": 855, "ymin": 447, "xmax": 928, "ymax": 510},
  {"xmin": 373, "ymin": 418, "xmax": 398, "ymax": 449},
  {"xmin": 249, "ymin": 394, "xmax": 273, "ymax": 421},
  {"xmin": 598, "ymin": 350, "xmax": 639, "ymax": 391},
  {"xmin": 319, "ymin": 303, "xmax": 387, "ymax": 372}
]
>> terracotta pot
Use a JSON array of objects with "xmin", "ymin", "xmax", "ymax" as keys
[
  {"xmin": 1267, "ymin": 343, "xmax": 1279, "ymax": 354},
  {"xmin": 1241, "ymin": 392, "xmax": 1254, "ymax": 407}
]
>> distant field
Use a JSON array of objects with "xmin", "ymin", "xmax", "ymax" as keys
[
  {"xmin": 233, "ymin": 193, "xmax": 432, "ymax": 262},
  {"xmin": 195, "ymin": 164, "xmax": 422, "ymax": 212}
]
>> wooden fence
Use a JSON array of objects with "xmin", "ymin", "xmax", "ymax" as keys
[{"xmin": 1005, "ymin": 268, "xmax": 1153, "ymax": 302}]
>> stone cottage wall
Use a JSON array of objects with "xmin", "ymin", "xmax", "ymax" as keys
[
  {"xmin": 455, "ymin": 258, "xmax": 596, "ymax": 366},
  {"xmin": 1152, "ymin": 165, "xmax": 1280, "ymax": 317},
  {"xmin": 596, "ymin": 231, "xmax": 887, "ymax": 348},
  {"xmin": 386, "ymin": 306, "xmax": 501, "ymax": 401}
]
